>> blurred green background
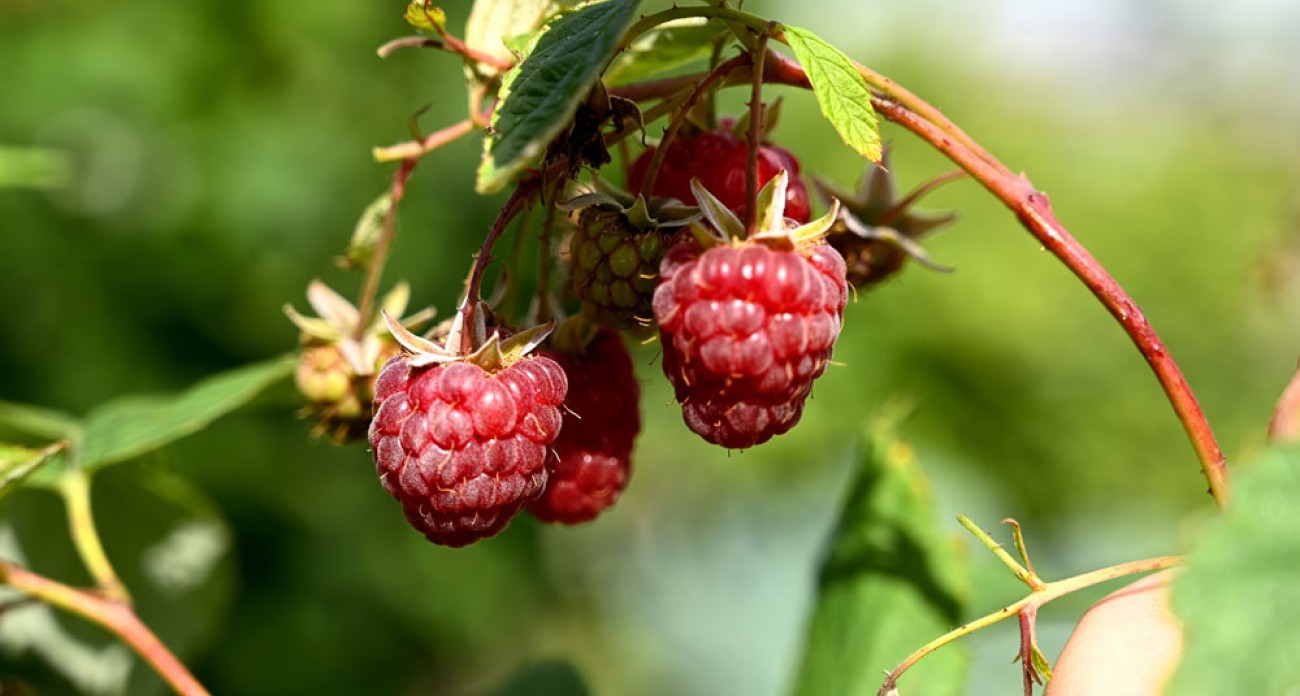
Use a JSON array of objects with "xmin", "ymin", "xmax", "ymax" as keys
[{"xmin": 2, "ymin": 0, "xmax": 1298, "ymax": 694}]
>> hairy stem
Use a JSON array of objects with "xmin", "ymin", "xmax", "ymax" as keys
[
  {"xmin": 744, "ymin": 30, "xmax": 770, "ymax": 236},
  {"xmin": 869, "ymin": 95, "xmax": 1230, "ymax": 507},
  {"xmin": 60, "ymin": 469, "xmax": 129, "ymax": 605},
  {"xmin": 0, "ymin": 562, "xmax": 210, "ymax": 696},
  {"xmin": 752, "ymin": 50, "xmax": 1231, "ymax": 508},
  {"xmin": 877, "ymin": 555, "xmax": 1183, "ymax": 695},
  {"xmin": 958, "ymin": 515, "xmax": 1042, "ymax": 590}
]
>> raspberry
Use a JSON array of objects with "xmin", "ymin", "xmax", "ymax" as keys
[
  {"xmin": 570, "ymin": 206, "xmax": 666, "ymax": 330},
  {"xmin": 653, "ymin": 238, "xmax": 848, "ymax": 448},
  {"xmin": 368, "ymin": 353, "xmax": 568, "ymax": 547},
  {"xmin": 528, "ymin": 328, "xmax": 640, "ymax": 524},
  {"xmin": 629, "ymin": 129, "xmax": 812, "ymax": 224}
]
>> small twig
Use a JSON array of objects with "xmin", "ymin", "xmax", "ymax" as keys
[
  {"xmin": 376, "ymin": 35, "xmax": 442, "ymax": 58},
  {"xmin": 460, "ymin": 182, "xmax": 540, "ymax": 352},
  {"xmin": 60, "ymin": 469, "xmax": 129, "ymax": 605},
  {"xmin": 534, "ymin": 176, "xmax": 567, "ymax": 324},
  {"xmin": 958, "ymin": 515, "xmax": 1042, "ymax": 590},
  {"xmin": 877, "ymin": 554, "xmax": 1183, "ymax": 696},
  {"xmin": 638, "ymin": 54, "xmax": 747, "ymax": 198},
  {"xmin": 0, "ymin": 562, "xmax": 210, "ymax": 696},
  {"xmin": 744, "ymin": 29, "xmax": 772, "ymax": 236},
  {"xmin": 373, "ymin": 116, "xmax": 477, "ymax": 163},
  {"xmin": 354, "ymin": 158, "xmax": 419, "ymax": 338}
]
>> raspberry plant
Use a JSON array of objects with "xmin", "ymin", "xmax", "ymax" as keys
[{"xmin": 1, "ymin": 1, "xmax": 1296, "ymax": 695}]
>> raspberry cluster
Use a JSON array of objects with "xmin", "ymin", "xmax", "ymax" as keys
[{"xmin": 315, "ymin": 119, "xmax": 892, "ymax": 547}]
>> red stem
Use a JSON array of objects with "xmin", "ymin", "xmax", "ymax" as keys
[
  {"xmin": 1, "ymin": 563, "xmax": 210, "ymax": 696},
  {"xmin": 753, "ymin": 52, "xmax": 1231, "ymax": 508},
  {"xmin": 460, "ymin": 181, "xmax": 538, "ymax": 352},
  {"xmin": 871, "ymin": 96, "xmax": 1229, "ymax": 507},
  {"xmin": 744, "ymin": 32, "xmax": 770, "ymax": 236}
]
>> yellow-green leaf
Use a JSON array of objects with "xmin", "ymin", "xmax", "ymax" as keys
[{"xmin": 782, "ymin": 25, "xmax": 881, "ymax": 162}]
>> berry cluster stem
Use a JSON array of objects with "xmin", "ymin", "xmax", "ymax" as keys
[
  {"xmin": 743, "ymin": 29, "xmax": 771, "ymax": 236},
  {"xmin": 460, "ymin": 181, "xmax": 538, "ymax": 352},
  {"xmin": 0, "ymin": 562, "xmax": 210, "ymax": 696}
]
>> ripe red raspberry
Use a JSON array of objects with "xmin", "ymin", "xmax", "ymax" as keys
[
  {"xmin": 528, "ymin": 328, "xmax": 640, "ymax": 524},
  {"xmin": 629, "ymin": 129, "xmax": 812, "ymax": 224},
  {"xmin": 654, "ymin": 238, "xmax": 848, "ymax": 448},
  {"xmin": 368, "ymin": 353, "xmax": 568, "ymax": 547}
]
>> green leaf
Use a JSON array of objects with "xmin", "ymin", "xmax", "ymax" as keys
[
  {"xmin": 1169, "ymin": 444, "xmax": 1300, "ymax": 695},
  {"xmin": 476, "ymin": 0, "xmax": 641, "ymax": 194},
  {"xmin": 488, "ymin": 660, "xmax": 591, "ymax": 696},
  {"xmin": 76, "ymin": 356, "xmax": 295, "ymax": 473},
  {"xmin": 0, "ymin": 442, "xmax": 66, "ymax": 499},
  {"xmin": 0, "ymin": 400, "xmax": 81, "ymax": 441},
  {"xmin": 465, "ymin": 0, "xmax": 553, "ymax": 69},
  {"xmin": 791, "ymin": 412, "xmax": 970, "ymax": 696},
  {"xmin": 781, "ymin": 25, "xmax": 881, "ymax": 162},
  {"xmin": 605, "ymin": 19, "xmax": 726, "ymax": 86}
]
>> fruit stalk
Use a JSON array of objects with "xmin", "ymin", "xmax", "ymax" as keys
[
  {"xmin": 0, "ymin": 562, "xmax": 210, "ymax": 696},
  {"xmin": 461, "ymin": 181, "xmax": 537, "ymax": 352},
  {"xmin": 743, "ymin": 30, "xmax": 770, "ymax": 236}
]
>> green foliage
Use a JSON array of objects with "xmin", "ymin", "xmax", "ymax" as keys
[
  {"xmin": 0, "ymin": 442, "xmax": 63, "ymax": 500},
  {"xmin": 1169, "ymin": 445, "xmax": 1300, "ymax": 695},
  {"xmin": 476, "ymin": 0, "xmax": 641, "ymax": 193},
  {"xmin": 76, "ymin": 357, "xmax": 294, "ymax": 474},
  {"xmin": 782, "ymin": 25, "xmax": 881, "ymax": 162},
  {"xmin": 17, "ymin": 356, "xmax": 293, "ymax": 487},
  {"xmin": 605, "ymin": 19, "xmax": 726, "ymax": 85},
  {"xmin": 791, "ymin": 413, "xmax": 969, "ymax": 696},
  {"xmin": 1, "ymin": 465, "xmax": 235, "ymax": 696}
]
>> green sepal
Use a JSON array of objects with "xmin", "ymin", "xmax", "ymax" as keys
[{"xmin": 688, "ymin": 177, "xmax": 745, "ymax": 241}]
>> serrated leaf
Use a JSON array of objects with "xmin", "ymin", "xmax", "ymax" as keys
[
  {"xmin": 1169, "ymin": 445, "xmax": 1300, "ymax": 695},
  {"xmin": 73, "ymin": 356, "xmax": 295, "ymax": 473},
  {"xmin": 466, "ymin": 0, "xmax": 552, "ymax": 69},
  {"xmin": 791, "ymin": 413, "xmax": 970, "ymax": 696},
  {"xmin": 782, "ymin": 25, "xmax": 881, "ymax": 162},
  {"xmin": 476, "ymin": 0, "xmax": 641, "ymax": 193},
  {"xmin": 605, "ymin": 19, "xmax": 726, "ymax": 86},
  {"xmin": 0, "ymin": 442, "xmax": 65, "ymax": 499}
]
